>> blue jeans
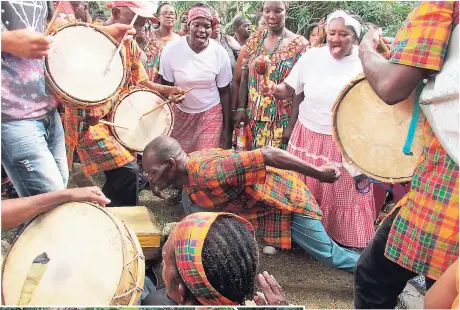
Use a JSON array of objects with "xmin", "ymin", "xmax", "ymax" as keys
[
  {"xmin": 182, "ymin": 191, "xmax": 359, "ymax": 273},
  {"xmin": 1, "ymin": 110, "xmax": 69, "ymax": 197}
]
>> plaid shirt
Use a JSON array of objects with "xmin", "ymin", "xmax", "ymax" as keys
[
  {"xmin": 385, "ymin": 1, "xmax": 459, "ymax": 280},
  {"xmin": 64, "ymin": 40, "xmax": 148, "ymax": 175},
  {"xmin": 184, "ymin": 148, "xmax": 321, "ymax": 249}
]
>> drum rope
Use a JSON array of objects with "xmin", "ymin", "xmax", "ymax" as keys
[
  {"xmin": 112, "ymin": 286, "xmax": 144, "ymax": 300},
  {"xmin": 123, "ymin": 253, "xmax": 145, "ymax": 267}
]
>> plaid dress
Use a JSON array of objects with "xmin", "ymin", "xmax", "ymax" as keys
[
  {"xmin": 64, "ymin": 40, "xmax": 148, "ymax": 175},
  {"xmin": 384, "ymin": 1, "xmax": 459, "ymax": 280},
  {"xmin": 242, "ymin": 30, "xmax": 308, "ymax": 150},
  {"xmin": 183, "ymin": 148, "xmax": 321, "ymax": 249}
]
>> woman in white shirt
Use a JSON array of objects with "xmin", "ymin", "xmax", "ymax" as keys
[
  {"xmin": 159, "ymin": 2, "xmax": 233, "ymax": 154},
  {"xmin": 261, "ymin": 11, "xmax": 376, "ymax": 250}
]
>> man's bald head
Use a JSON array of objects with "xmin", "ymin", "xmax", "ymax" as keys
[{"xmin": 144, "ymin": 135, "xmax": 183, "ymax": 164}]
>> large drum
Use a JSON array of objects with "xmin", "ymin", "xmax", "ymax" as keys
[
  {"xmin": 45, "ymin": 23, "xmax": 126, "ymax": 108},
  {"xmin": 109, "ymin": 88, "xmax": 174, "ymax": 152},
  {"xmin": 332, "ymin": 73, "xmax": 425, "ymax": 183},
  {"xmin": 2, "ymin": 202, "xmax": 144, "ymax": 306}
]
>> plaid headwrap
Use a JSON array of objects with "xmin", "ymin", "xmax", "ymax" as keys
[
  {"xmin": 187, "ymin": 6, "xmax": 214, "ymax": 25},
  {"xmin": 174, "ymin": 212, "xmax": 255, "ymax": 305}
]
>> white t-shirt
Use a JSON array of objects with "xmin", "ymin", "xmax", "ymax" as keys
[
  {"xmin": 284, "ymin": 46, "xmax": 363, "ymax": 135},
  {"xmin": 159, "ymin": 37, "xmax": 233, "ymax": 114}
]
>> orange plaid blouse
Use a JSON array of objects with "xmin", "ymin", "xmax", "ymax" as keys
[
  {"xmin": 184, "ymin": 148, "xmax": 321, "ymax": 249},
  {"xmin": 64, "ymin": 40, "xmax": 148, "ymax": 175}
]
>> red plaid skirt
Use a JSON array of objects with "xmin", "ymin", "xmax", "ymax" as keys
[
  {"xmin": 171, "ymin": 104, "xmax": 223, "ymax": 154},
  {"xmin": 287, "ymin": 121, "xmax": 376, "ymax": 248}
]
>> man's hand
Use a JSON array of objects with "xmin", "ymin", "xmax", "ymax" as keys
[
  {"xmin": 316, "ymin": 164, "xmax": 341, "ymax": 183},
  {"xmin": 168, "ymin": 87, "xmax": 185, "ymax": 104},
  {"xmin": 86, "ymin": 109, "xmax": 104, "ymax": 127},
  {"xmin": 68, "ymin": 187, "xmax": 111, "ymax": 206},
  {"xmin": 233, "ymin": 110, "xmax": 247, "ymax": 126},
  {"xmin": 254, "ymin": 271, "xmax": 288, "ymax": 306},
  {"xmin": 100, "ymin": 24, "xmax": 136, "ymax": 44},
  {"xmin": 360, "ymin": 27, "xmax": 391, "ymax": 59},
  {"xmin": 1, "ymin": 29, "xmax": 52, "ymax": 59}
]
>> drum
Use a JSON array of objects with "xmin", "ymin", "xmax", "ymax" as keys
[
  {"xmin": 109, "ymin": 88, "xmax": 174, "ymax": 152},
  {"xmin": 45, "ymin": 23, "xmax": 126, "ymax": 108},
  {"xmin": 332, "ymin": 73, "xmax": 425, "ymax": 183},
  {"xmin": 2, "ymin": 202, "xmax": 144, "ymax": 306},
  {"xmin": 109, "ymin": 206, "xmax": 162, "ymax": 260}
]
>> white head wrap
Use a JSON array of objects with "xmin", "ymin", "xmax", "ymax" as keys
[{"xmin": 327, "ymin": 10, "xmax": 361, "ymax": 38}]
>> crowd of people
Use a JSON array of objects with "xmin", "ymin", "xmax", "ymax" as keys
[{"xmin": 1, "ymin": 0, "xmax": 458, "ymax": 308}]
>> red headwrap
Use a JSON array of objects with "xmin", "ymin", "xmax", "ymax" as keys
[{"xmin": 187, "ymin": 6, "xmax": 214, "ymax": 26}]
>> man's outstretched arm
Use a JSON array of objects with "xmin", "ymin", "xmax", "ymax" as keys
[
  {"xmin": 2, "ymin": 187, "xmax": 110, "ymax": 230},
  {"xmin": 261, "ymin": 146, "xmax": 340, "ymax": 183}
]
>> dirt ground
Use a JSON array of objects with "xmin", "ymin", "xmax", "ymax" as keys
[{"xmin": 1, "ymin": 165, "xmax": 355, "ymax": 308}]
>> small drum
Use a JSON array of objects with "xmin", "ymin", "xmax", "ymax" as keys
[
  {"xmin": 45, "ymin": 23, "xmax": 126, "ymax": 108},
  {"xmin": 332, "ymin": 73, "xmax": 425, "ymax": 183},
  {"xmin": 2, "ymin": 202, "xmax": 144, "ymax": 306},
  {"xmin": 109, "ymin": 88, "xmax": 174, "ymax": 152}
]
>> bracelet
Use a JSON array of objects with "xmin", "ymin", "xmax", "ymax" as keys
[{"xmin": 236, "ymin": 108, "xmax": 246, "ymax": 112}]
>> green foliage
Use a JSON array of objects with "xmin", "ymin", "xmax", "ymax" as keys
[{"xmin": 89, "ymin": 1, "xmax": 413, "ymax": 38}]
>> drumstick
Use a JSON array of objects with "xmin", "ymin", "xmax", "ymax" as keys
[
  {"xmin": 379, "ymin": 37, "xmax": 390, "ymax": 53},
  {"xmin": 44, "ymin": 1, "xmax": 63, "ymax": 36},
  {"xmin": 105, "ymin": 13, "xmax": 139, "ymax": 74},
  {"xmin": 100, "ymin": 120, "xmax": 130, "ymax": 130},
  {"xmin": 264, "ymin": 62, "xmax": 271, "ymax": 86},
  {"xmin": 142, "ymin": 87, "xmax": 195, "ymax": 117},
  {"xmin": 17, "ymin": 252, "xmax": 50, "ymax": 306}
]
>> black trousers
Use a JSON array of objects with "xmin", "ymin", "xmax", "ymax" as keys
[
  {"xmin": 354, "ymin": 207, "xmax": 435, "ymax": 308},
  {"xmin": 102, "ymin": 160, "xmax": 139, "ymax": 207}
]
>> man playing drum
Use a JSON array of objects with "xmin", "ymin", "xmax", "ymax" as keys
[
  {"xmin": 64, "ymin": 1, "xmax": 184, "ymax": 207},
  {"xmin": 354, "ymin": 2, "xmax": 459, "ymax": 308},
  {"xmin": 142, "ymin": 135, "xmax": 361, "ymax": 273},
  {"xmin": 0, "ymin": 2, "xmax": 131, "ymax": 201}
]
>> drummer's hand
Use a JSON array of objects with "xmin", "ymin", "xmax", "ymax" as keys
[
  {"xmin": 1, "ymin": 29, "xmax": 53, "ymax": 59},
  {"xmin": 86, "ymin": 109, "xmax": 104, "ymax": 126},
  {"xmin": 360, "ymin": 27, "xmax": 390, "ymax": 59},
  {"xmin": 254, "ymin": 271, "xmax": 289, "ymax": 306},
  {"xmin": 168, "ymin": 87, "xmax": 185, "ymax": 104},
  {"xmin": 102, "ymin": 24, "xmax": 136, "ymax": 43},
  {"xmin": 260, "ymin": 80, "xmax": 277, "ymax": 97},
  {"xmin": 68, "ymin": 187, "xmax": 111, "ymax": 206},
  {"xmin": 316, "ymin": 164, "xmax": 341, "ymax": 183}
]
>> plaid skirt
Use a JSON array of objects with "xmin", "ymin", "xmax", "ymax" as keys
[
  {"xmin": 287, "ymin": 121, "xmax": 376, "ymax": 248},
  {"xmin": 171, "ymin": 104, "xmax": 223, "ymax": 154}
]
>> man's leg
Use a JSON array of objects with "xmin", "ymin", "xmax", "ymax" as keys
[
  {"xmin": 102, "ymin": 160, "xmax": 139, "ymax": 206},
  {"xmin": 291, "ymin": 212, "xmax": 359, "ymax": 273},
  {"xmin": 46, "ymin": 110, "xmax": 69, "ymax": 187},
  {"xmin": 1, "ymin": 118, "xmax": 67, "ymax": 197},
  {"xmin": 354, "ymin": 207, "xmax": 419, "ymax": 309}
]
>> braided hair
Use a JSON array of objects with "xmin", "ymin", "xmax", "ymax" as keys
[{"xmin": 201, "ymin": 216, "xmax": 259, "ymax": 304}]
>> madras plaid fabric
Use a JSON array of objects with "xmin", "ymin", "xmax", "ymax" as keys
[
  {"xmin": 174, "ymin": 212, "xmax": 254, "ymax": 305},
  {"xmin": 64, "ymin": 40, "xmax": 148, "ymax": 175},
  {"xmin": 384, "ymin": 1, "xmax": 459, "ymax": 280},
  {"xmin": 385, "ymin": 122, "xmax": 459, "ymax": 279},
  {"xmin": 184, "ymin": 148, "xmax": 321, "ymax": 249},
  {"xmin": 390, "ymin": 1, "xmax": 458, "ymax": 71}
]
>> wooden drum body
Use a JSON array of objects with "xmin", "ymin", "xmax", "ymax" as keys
[
  {"xmin": 332, "ymin": 73, "xmax": 425, "ymax": 183},
  {"xmin": 109, "ymin": 88, "xmax": 174, "ymax": 152},
  {"xmin": 2, "ymin": 202, "xmax": 144, "ymax": 306},
  {"xmin": 45, "ymin": 23, "xmax": 126, "ymax": 108}
]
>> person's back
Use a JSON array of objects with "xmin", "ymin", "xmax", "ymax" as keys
[{"xmin": 185, "ymin": 148, "xmax": 322, "ymax": 221}]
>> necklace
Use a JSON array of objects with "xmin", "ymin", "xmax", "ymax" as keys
[{"xmin": 256, "ymin": 29, "xmax": 287, "ymax": 58}]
